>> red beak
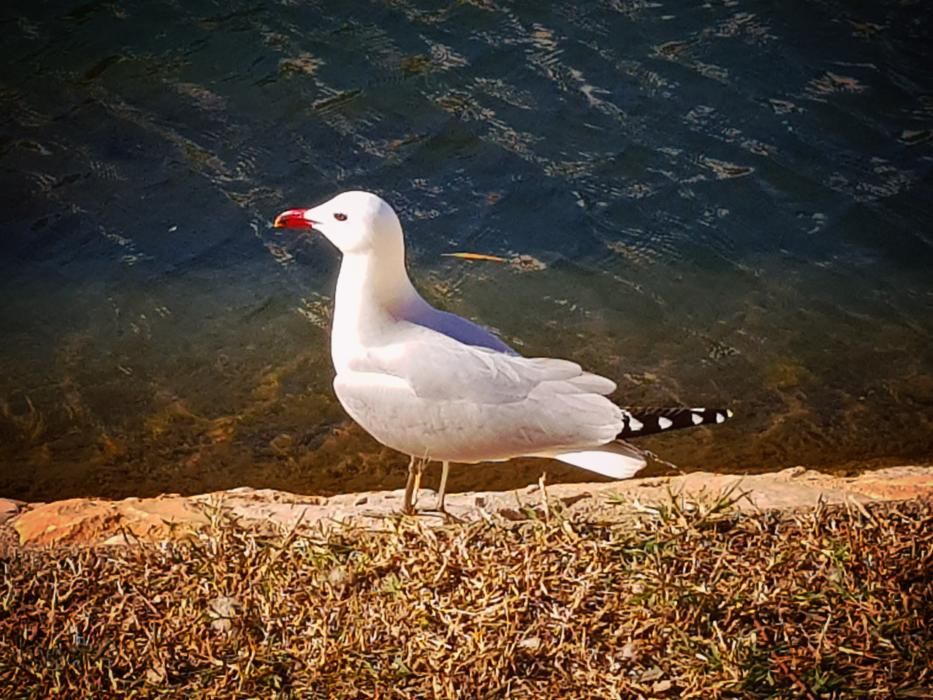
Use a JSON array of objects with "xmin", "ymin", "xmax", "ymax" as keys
[{"xmin": 273, "ymin": 209, "xmax": 316, "ymax": 230}]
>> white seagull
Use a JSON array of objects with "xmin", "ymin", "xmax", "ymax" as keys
[{"xmin": 275, "ymin": 191, "xmax": 732, "ymax": 514}]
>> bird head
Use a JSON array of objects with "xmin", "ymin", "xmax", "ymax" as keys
[{"xmin": 274, "ymin": 190, "xmax": 403, "ymax": 255}]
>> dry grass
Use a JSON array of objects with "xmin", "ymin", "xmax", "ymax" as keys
[{"xmin": 1, "ymin": 492, "xmax": 931, "ymax": 698}]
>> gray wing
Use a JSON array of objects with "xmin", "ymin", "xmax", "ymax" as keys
[
  {"xmin": 333, "ymin": 323, "xmax": 624, "ymax": 462},
  {"xmin": 402, "ymin": 296, "xmax": 518, "ymax": 355}
]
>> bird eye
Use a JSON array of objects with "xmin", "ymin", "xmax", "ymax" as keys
[{"xmin": 334, "ymin": 212, "xmax": 347, "ymax": 221}]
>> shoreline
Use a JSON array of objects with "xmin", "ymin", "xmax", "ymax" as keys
[{"xmin": 4, "ymin": 464, "xmax": 931, "ymax": 549}]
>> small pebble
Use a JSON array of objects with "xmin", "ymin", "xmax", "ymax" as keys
[
  {"xmin": 207, "ymin": 596, "xmax": 239, "ymax": 634},
  {"xmin": 560, "ymin": 492, "xmax": 591, "ymax": 507},
  {"xmin": 517, "ymin": 636, "xmax": 541, "ymax": 650},
  {"xmin": 497, "ymin": 508, "xmax": 527, "ymax": 522}
]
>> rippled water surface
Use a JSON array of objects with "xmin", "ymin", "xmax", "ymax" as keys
[{"xmin": 1, "ymin": 0, "xmax": 931, "ymax": 500}]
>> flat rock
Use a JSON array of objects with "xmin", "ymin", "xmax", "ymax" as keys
[
  {"xmin": 0, "ymin": 498, "xmax": 24, "ymax": 525},
  {"xmin": 7, "ymin": 465, "xmax": 932, "ymax": 548},
  {"xmin": 12, "ymin": 496, "xmax": 210, "ymax": 547}
]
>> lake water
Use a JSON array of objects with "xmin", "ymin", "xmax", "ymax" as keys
[{"xmin": 1, "ymin": 0, "xmax": 931, "ymax": 501}]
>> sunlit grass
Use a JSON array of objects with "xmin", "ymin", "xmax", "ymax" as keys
[{"xmin": 1, "ymin": 495, "xmax": 930, "ymax": 697}]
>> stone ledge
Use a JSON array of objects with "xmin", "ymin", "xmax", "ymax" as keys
[{"xmin": 5, "ymin": 465, "xmax": 932, "ymax": 548}]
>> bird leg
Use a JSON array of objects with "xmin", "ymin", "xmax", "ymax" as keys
[
  {"xmin": 435, "ymin": 460, "xmax": 450, "ymax": 512},
  {"xmin": 412, "ymin": 458, "xmax": 423, "ymax": 508},
  {"xmin": 402, "ymin": 455, "xmax": 422, "ymax": 515}
]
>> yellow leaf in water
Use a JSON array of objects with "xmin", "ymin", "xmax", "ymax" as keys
[{"xmin": 442, "ymin": 252, "xmax": 509, "ymax": 263}]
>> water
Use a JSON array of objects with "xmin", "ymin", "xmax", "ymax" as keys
[{"xmin": 1, "ymin": 0, "xmax": 931, "ymax": 501}]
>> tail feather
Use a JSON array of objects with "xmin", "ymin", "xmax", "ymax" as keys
[
  {"xmin": 549, "ymin": 441, "xmax": 647, "ymax": 480},
  {"xmin": 619, "ymin": 407, "xmax": 733, "ymax": 439}
]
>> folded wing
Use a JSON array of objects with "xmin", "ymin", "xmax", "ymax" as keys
[{"xmin": 334, "ymin": 323, "xmax": 625, "ymax": 462}]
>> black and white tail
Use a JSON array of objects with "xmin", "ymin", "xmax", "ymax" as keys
[
  {"xmin": 618, "ymin": 407, "xmax": 734, "ymax": 439},
  {"xmin": 550, "ymin": 407, "xmax": 733, "ymax": 480}
]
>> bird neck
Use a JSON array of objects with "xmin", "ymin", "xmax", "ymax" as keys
[{"xmin": 331, "ymin": 244, "xmax": 419, "ymax": 371}]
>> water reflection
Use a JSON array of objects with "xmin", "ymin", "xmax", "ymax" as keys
[{"xmin": 0, "ymin": 0, "xmax": 931, "ymax": 500}]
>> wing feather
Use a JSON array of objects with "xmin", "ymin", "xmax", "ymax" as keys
[
  {"xmin": 336, "ymin": 322, "xmax": 624, "ymax": 462},
  {"xmin": 349, "ymin": 323, "xmax": 608, "ymax": 404}
]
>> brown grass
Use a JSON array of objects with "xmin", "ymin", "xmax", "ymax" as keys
[{"xmin": 1, "ymin": 492, "xmax": 931, "ymax": 698}]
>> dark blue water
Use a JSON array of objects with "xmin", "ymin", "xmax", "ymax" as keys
[{"xmin": 1, "ymin": 0, "xmax": 931, "ymax": 500}]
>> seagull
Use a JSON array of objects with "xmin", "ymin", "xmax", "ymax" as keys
[{"xmin": 274, "ymin": 191, "xmax": 732, "ymax": 514}]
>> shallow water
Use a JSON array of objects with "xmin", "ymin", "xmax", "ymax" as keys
[{"xmin": 1, "ymin": 0, "xmax": 931, "ymax": 501}]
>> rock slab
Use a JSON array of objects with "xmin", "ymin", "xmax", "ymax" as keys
[{"xmin": 8, "ymin": 466, "xmax": 933, "ymax": 548}]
